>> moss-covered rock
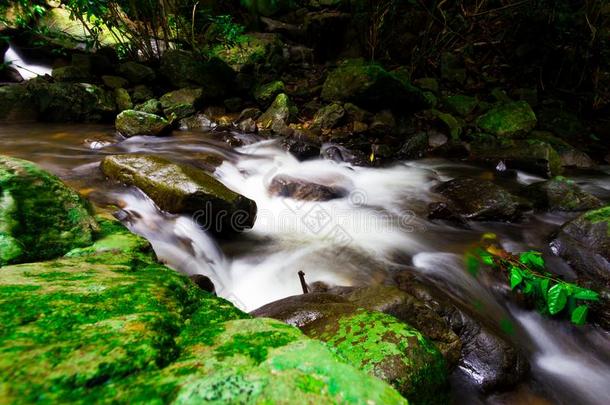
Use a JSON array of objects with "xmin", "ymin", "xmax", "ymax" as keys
[
  {"xmin": 476, "ymin": 101, "xmax": 537, "ymax": 136},
  {"xmin": 159, "ymin": 88, "xmax": 204, "ymax": 121},
  {"xmin": 312, "ymin": 103, "xmax": 345, "ymax": 130},
  {"xmin": 134, "ymin": 99, "xmax": 163, "ymax": 115},
  {"xmin": 115, "ymin": 110, "xmax": 170, "ymax": 137},
  {"xmin": 132, "ymin": 85, "xmax": 154, "ymax": 103},
  {"xmin": 51, "ymin": 65, "xmax": 92, "ymax": 83},
  {"xmin": 114, "ymin": 88, "xmax": 133, "ymax": 112},
  {"xmin": 0, "ymin": 155, "xmax": 97, "ymax": 266},
  {"xmin": 257, "ymin": 93, "xmax": 297, "ymax": 132},
  {"xmin": 305, "ymin": 309, "xmax": 447, "ymax": 402},
  {"xmin": 100, "ymin": 154, "xmax": 257, "ymax": 233},
  {"xmin": 214, "ymin": 33, "xmax": 283, "ymax": 73},
  {"xmin": 0, "ymin": 218, "xmax": 406, "ymax": 403},
  {"xmin": 254, "ymin": 80, "xmax": 285, "ymax": 107},
  {"xmin": 524, "ymin": 176, "xmax": 602, "ymax": 211},
  {"xmin": 0, "ymin": 84, "xmax": 37, "ymax": 121},
  {"xmin": 116, "ymin": 62, "xmax": 156, "ymax": 85},
  {"xmin": 26, "ymin": 79, "xmax": 116, "ymax": 122},
  {"xmin": 444, "ymin": 95, "xmax": 477, "ymax": 117},
  {"xmin": 102, "ymin": 75, "xmax": 129, "ymax": 89},
  {"xmin": 321, "ymin": 59, "xmax": 426, "ymax": 110}
]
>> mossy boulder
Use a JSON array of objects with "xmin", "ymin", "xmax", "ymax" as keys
[
  {"xmin": 114, "ymin": 88, "xmax": 133, "ymax": 112},
  {"xmin": 444, "ymin": 95, "xmax": 477, "ymax": 117},
  {"xmin": 0, "ymin": 155, "xmax": 97, "ymax": 266},
  {"xmin": 257, "ymin": 93, "xmax": 297, "ymax": 132},
  {"xmin": 321, "ymin": 59, "xmax": 426, "ymax": 110},
  {"xmin": 476, "ymin": 101, "xmax": 537, "ymax": 136},
  {"xmin": 26, "ymin": 79, "xmax": 116, "ymax": 122},
  {"xmin": 529, "ymin": 131, "xmax": 595, "ymax": 169},
  {"xmin": 51, "ymin": 65, "xmax": 92, "ymax": 83},
  {"xmin": 159, "ymin": 88, "xmax": 205, "ymax": 121},
  {"xmin": 102, "ymin": 75, "xmax": 129, "ymax": 89},
  {"xmin": 100, "ymin": 154, "xmax": 257, "ymax": 233},
  {"xmin": 115, "ymin": 110, "xmax": 170, "ymax": 137},
  {"xmin": 134, "ymin": 99, "xmax": 163, "ymax": 115},
  {"xmin": 524, "ymin": 176, "xmax": 602, "ymax": 211},
  {"xmin": 0, "ymin": 218, "xmax": 406, "ymax": 403},
  {"xmin": 305, "ymin": 309, "xmax": 447, "ymax": 402},
  {"xmin": 254, "ymin": 80, "xmax": 285, "ymax": 107},
  {"xmin": 214, "ymin": 33, "xmax": 283, "ymax": 73},
  {"xmin": 0, "ymin": 84, "xmax": 37, "ymax": 121},
  {"xmin": 470, "ymin": 139, "xmax": 563, "ymax": 178},
  {"xmin": 552, "ymin": 206, "xmax": 610, "ymax": 287},
  {"xmin": 116, "ymin": 62, "xmax": 156, "ymax": 84},
  {"xmin": 312, "ymin": 103, "xmax": 345, "ymax": 130}
]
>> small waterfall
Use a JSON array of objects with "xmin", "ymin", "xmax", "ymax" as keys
[{"xmin": 3, "ymin": 43, "xmax": 52, "ymax": 80}]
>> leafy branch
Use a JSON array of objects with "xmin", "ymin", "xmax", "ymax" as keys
[{"xmin": 465, "ymin": 234, "xmax": 599, "ymax": 325}]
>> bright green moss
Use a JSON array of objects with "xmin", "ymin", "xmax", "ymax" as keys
[{"xmin": 476, "ymin": 101, "xmax": 537, "ymax": 136}]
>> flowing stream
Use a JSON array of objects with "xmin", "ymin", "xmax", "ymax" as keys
[{"xmin": 1, "ymin": 122, "xmax": 609, "ymax": 404}]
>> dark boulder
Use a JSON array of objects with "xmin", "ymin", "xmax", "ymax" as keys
[
  {"xmin": 268, "ymin": 175, "xmax": 346, "ymax": 201},
  {"xmin": 523, "ymin": 177, "xmax": 602, "ymax": 212}
]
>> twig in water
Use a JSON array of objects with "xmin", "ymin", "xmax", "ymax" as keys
[{"xmin": 298, "ymin": 271, "xmax": 309, "ymax": 294}]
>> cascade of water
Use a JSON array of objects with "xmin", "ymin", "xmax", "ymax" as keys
[{"xmin": 3, "ymin": 43, "xmax": 52, "ymax": 80}]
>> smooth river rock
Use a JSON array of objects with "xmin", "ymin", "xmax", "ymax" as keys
[
  {"xmin": 115, "ymin": 110, "xmax": 170, "ymax": 137},
  {"xmin": 100, "ymin": 154, "xmax": 257, "ymax": 233}
]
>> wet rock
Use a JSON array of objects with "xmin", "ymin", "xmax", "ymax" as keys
[
  {"xmin": 115, "ymin": 61, "xmax": 155, "ymax": 84},
  {"xmin": 0, "ymin": 218, "xmax": 405, "ymax": 404},
  {"xmin": 179, "ymin": 113, "xmax": 215, "ymax": 132},
  {"xmin": 159, "ymin": 88, "xmax": 204, "ymax": 121},
  {"xmin": 428, "ymin": 201, "xmax": 470, "ymax": 228},
  {"xmin": 321, "ymin": 144, "xmax": 369, "ymax": 166},
  {"xmin": 26, "ymin": 79, "xmax": 116, "ymax": 122},
  {"xmin": 223, "ymin": 97, "xmax": 242, "ymax": 112},
  {"xmin": 0, "ymin": 64, "xmax": 24, "ymax": 83},
  {"xmin": 115, "ymin": 110, "xmax": 170, "ymax": 137},
  {"xmin": 433, "ymin": 177, "xmax": 529, "ymax": 221},
  {"xmin": 189, "ymin": 274, "xmax": 216, "ymax": 293},
  {"xmin": 239, "ymin": 107, "xmax": 262, "ymax": 121},
  {"xmin": 238, "ymin": 118, "xmax": 258, "ymax": 133},
  {"xmin": 254, "ymin": 80, "xmax": 285, "ymax": 107},
  {"xmin": 280, "ymin": 133, "xmax": 321, "ymax": 160},
  {"xmin": 268, "ymin": 175, "xmax": 346, "ymax": 201},
  {"xmin": 114, "ymin": 88, "xmax": 132, "ymax": 112},
  {"xmin": 100, "ymin": 154, "xmax": 257, "ymax": 233},
  {"xmin": 429, "ymin": 109, "xmax": 463, "ymax": 140},
  {"xmin": 252, "ymin": 293, "xmax": 448, "ymax": 402},
  {"xmin": 369, "ymin": 110, "xmax": 396, "ymax": 135},
  {"xmin": 529, "ymin": 131, "xmax": 595, "ymax": 169},
  {"xmin": 131, "ymin": 84, "xmax": 154, "ymax": 103},
  {"xmin": 523, "ymin": 177, "xmax": 602, "ymax": 211},
  {"xmin": 470, "ymin": 139, "xmax": 563, "ymax": 178},
  {"xmin": 344, "ymin": 102, "xmax": 372, "ymax": 122},
  {"xmin": 312, "ymin": 103, "xmax": 345, "ymax": 130},
  {"xmin": 0, "ymin": 84, "xmax": 37, "ymax": 121},
  {"xmin": 393, "ymin": 272, "xmax": 530, "ymax": 393},
  {"xmin": 551, "ymin": 206, "xmax": 610, "ymax": 286},
  {"xmin": 0, "ymin": 155, "xmax": 97, "ymax": 266},
  {"xmin": 134, "ymin": 99, "xmax": 163, "ymax": 115},
  {"xmin": 51, "ymin": 65, "xmax": 92, "ymax": 82},
  {"xmin": 101, "ymin": 75, "xmax": 128, "ymax": 89},
  {"xmin": 257, "ymin": 93, "xmax": 297, "ymax": 132},
  {"xmin": 397, "ymin": 132, "xmax": 428, "ymax": 159},
  {"xmin": 476, "ymin": 101, "xmax": 537, "ymax": 136},
  {"xmin": 321, "ymin": 59, "xmax": 426, "ymax": 110}
]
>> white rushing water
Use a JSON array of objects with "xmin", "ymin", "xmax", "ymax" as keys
[
  {"xmin": 111, "ymin": 139, "xmax": 610, "ymax": 404},
  {"xmin": 3, "ymin": 43, "xmax": 52, "ymax": 80}
]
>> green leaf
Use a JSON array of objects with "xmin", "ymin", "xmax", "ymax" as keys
[
  {"xmin": 510, "ymin": 267, "xmax": 523, "ymax": 290},
  {"xmin": 466, "ymin": 254, "xmax": 479, "ymax": 277},
  {"xmin": 548, "ymin": 284, "xmax": 568, "ymax": 315},
  {"xmin": 519, "ymin": 251, "xmax": 545, "ymax": 269},
  {"xmin": 571, "ymin": 305, "xmax": 588, "ymax": 326},
  {"xmin": 540, "ymin": 278, "xmax": 550, "ymax": 300},
  {"xmin": 523, "ymin": 281, "xmax": 533, "ymax": 294},
  {"xmin": 573, "ymin": 288, "xmax": 599, "ymax": 301}
]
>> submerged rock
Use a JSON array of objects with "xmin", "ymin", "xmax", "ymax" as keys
[
  {"xmin": 551, "ymin": 206, "xmax": 610, "ymax": 287},
  {"xmin": 268, "ymin": 175, "xmax": 346, "ymax": 201},
  {"xmin": 433, "ymin": 177, "xmax": 529, "ymax": 221},
  {"xmin": 524, "ymin": 177, "xmax": 602, "ymax": 211},
  {"xmin": 476, "ymin": 101, "xmax": 537, "ymax": 136},
  {"xmin": 321, "ymin": 59, "xmax": 426, "ymax": 110},
  {"xmin": 100, "ymin": 154, "xmax": 257, "ymax": 233},
  {"xmin": 115, "ymin": 110, "xmax": 170, "ymax": 137},
  {"xmin": 0, "ymin": 218, "xmax": 406, "ymax": 403},
  {"xmin": 0, "ymin": 155, "xmax": 97, "ymax": 266}
]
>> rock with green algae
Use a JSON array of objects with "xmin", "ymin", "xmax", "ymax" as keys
[
  {"xmin": 304, "ymin": 308, "xmax": 447, "ymax": 403},
  {"xmin": 114, "ymin": 88, "xmax": 133, "ymax": 112},
  {"xmin": 257, "ymin": 93, "xmax": 297, "ymax": 132},
  {"xmin": 444, "ymin": 95, "xmax": 477, "ymax": 117},
  {"xmin": 115, "ymin": 110, "xmax": 170, "ymax": 137},
  {"xmin": 253, "ymin": 80, "xmax": 285, "ymax": 107},
  {"xmin": 0, "ymin": 155, "xmax": 97, "ymax": 266},
  {"xmin": 100, "ymin": 154, "xmax": 257, "ymax": 233},
  {"xmin": 312, "ymin": 103, "xmax": 346, "ymax": 130},
  {"xmin": 321, "ymin": 59, "xmax": 426, "ymax": 110},
  {"xmin": 51, "ymin": 65, "xmax": 92, "ymax": 83},
  {"xmin": 116, "ymin": 62, "xmax": 156, "ymax": 85},
  {"xmin": 159, "ymin": 88, "xmax": 205, "ymax": 121},
  {"xmin": 476, "ymin": 101, "xmax": 537, "ymax": 136},
  {"xmin": 102, "ymin": 75, "xmax": 129, "ymax": 89},
  {"xmin": 134, "ymin": 99, "xmax": 163, "ymax": 115},
  {"xmin": 0, "ymin": 218, "xmax": 407, "ymax": 404},
  {"xmin": 213, "ymin": 33, "xmax": 283, "ymax": 73},
  {"xmin": 524, "ymin": 176, "xmax": 602, "ymax": 212}
]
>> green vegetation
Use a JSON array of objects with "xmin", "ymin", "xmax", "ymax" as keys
[{"xmin": 466, "ymin": 234, "xmax": 599, "ymax": 325}]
